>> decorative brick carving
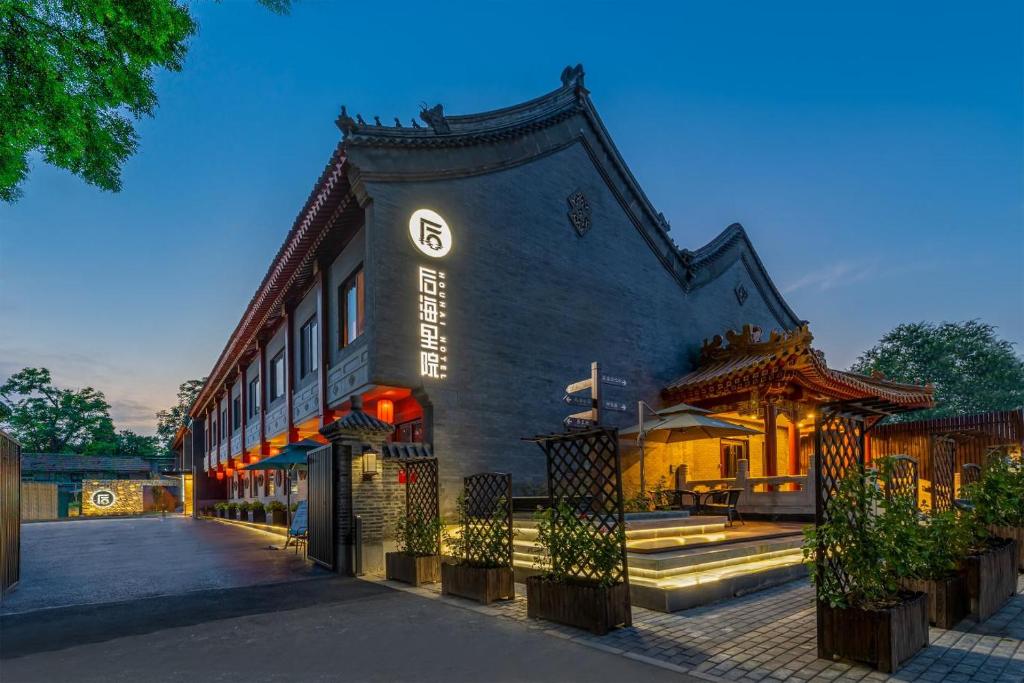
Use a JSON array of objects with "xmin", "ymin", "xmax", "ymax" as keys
[
  {"xmin": 734, "ymin": 283, "xmax": 749, "ymax": 306},
  {"xmin": 567, "ymin": 190, "xmax": 592, "ymax": 237}
]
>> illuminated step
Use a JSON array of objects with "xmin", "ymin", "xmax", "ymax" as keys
[{"xmin": 628, "ymin": 536, "xmax": 805, "ymax": 576}]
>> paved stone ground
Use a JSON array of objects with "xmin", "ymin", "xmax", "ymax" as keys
[
  {"xmin": 2, "ymin": 516, "xmax": 324, "ymax": 614},
  {"xmin": 390, "ymin": 575, "xmax": 1024, "ymax": 683}
]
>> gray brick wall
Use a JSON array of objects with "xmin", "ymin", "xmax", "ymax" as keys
[{"xmin": 358, "ymin": 141, "xmax": 794, "ymax": 510}]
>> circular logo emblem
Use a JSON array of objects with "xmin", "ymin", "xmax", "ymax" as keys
[
  {"xmin": 92, "ymin": 489, "xmax": 116, "ymax": 508},
  {"xmin": 408, "ymin": 209, "xmax": 452, "ymax": 258}
]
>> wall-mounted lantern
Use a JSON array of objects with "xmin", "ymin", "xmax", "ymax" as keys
[
  {"xmin": 376, "ymin": 398, "xmax": 394, "ymax": 424},
  {"xmin": 362, "ymin": 444, "xmax": 381, "ymax": 478}
]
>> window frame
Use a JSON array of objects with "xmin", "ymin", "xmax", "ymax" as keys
[
  {"xmin": 248, "ymin": 377, "xmax": 261, "ymax": 418},
  {"xmin": 339, "ymin": 265, "xmax": 365, "ymax": 348},
  {"xmin": 299, "ymin": 315, "xmax": 319, "ymax": 378},
  {"xmin": 232, "ymin": 396, "xmax": 241, "ymax": 431},
  {"xmin": 719, "ymin": 439, "xmax": 748, "ymax": 478},
  {"xmin": 269, "ymin": 351, "xmax": 286, "ymax": 402}
]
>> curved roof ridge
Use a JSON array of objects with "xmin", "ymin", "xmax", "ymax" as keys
[{"xmin": 688, "ymin": 223, "xmax": 803, "ymax": 329}]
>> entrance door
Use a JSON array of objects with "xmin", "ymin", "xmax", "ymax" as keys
[
  {"xmin": 720, "ymin": 439, "xmax": 747, "ymax": 477},
  {"xmin": 307, "ymin": 444, "xmax": 335, "ymax": 570}
]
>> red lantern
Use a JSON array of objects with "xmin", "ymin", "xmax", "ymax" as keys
[
  {"xmin": 376, "ymin": 398, "xmax": 394, "ymax": 423},
  {"xmin": 398, "ymin": 469, "xmax": 406, "ymax": 484},
  {"xmin": 216, "ymin": 471, "xmax": 224, "ymax": 480}
]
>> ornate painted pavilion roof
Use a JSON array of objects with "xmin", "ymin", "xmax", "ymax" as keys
[{"xmin": 664, "ymin": 324, "xmax": 935, "ymax": 409}]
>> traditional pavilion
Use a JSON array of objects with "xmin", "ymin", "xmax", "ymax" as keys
[{"xmin": 622, "ymin": 324, "xmax": 935, "ymax": 494}]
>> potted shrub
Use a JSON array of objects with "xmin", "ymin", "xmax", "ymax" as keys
[
  {"xmin": 215, "ymin": 502, "xmax": 228, "ymax": 518},
  {"xmin": 963, "ymin": 454, "xmax": 1023, "ymax": 573},
  {"xmin": 386, "ymin": 512, "xmax": 443, "ymax": 586},
  {"xmin": 900, "ymin": 510, "xmax": 972, "ymax": 628},
  {"xmin": 442, "ymin": 494, "xmax": 515, "ymax": 604},
  {"xmin": 803, "ymin": 466, "xmax": 928, "ymax": 674},
  {"xmin": 266, "ymin": 500, "xmax": 288, "ymax": 526},
  {"xmin": 527, "ymin": 500, "xmax": 630, "ymax": 635},
  {"xmin": 248, "ymin": 500, "xmax": 266, "ymax": 524},
  {"xmin": 227, "ymin": 501, "xmax": 239, "ymax": 519}
]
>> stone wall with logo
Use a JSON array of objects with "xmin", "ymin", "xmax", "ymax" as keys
[{"xmin": 81, "ymin": 480, "xmax": 145, "ymax": 516}]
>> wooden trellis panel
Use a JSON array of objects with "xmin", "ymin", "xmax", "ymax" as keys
[
  {"xmin": 814, "ymin": 410, "xmax": 866, "ymax": 605},
  {"xmin": 883, "ymin": 455, "xmax": 919, "ymax": 507},
  {"xmin": 404, "ymin": 458, "xmax": 440, "ymax": 554},
  {"xmin": 961, "ymin": 463, "xmax": 982, "ymax": 488},
  {"xmin": 930, "ymin": 436, "xmax": 955, "ymax": 512},
  {"xmin": 534, "ymin": 428, "xmax": 630, "ymax": 591},
  {"xmin": 461, "ymin": 473, "xmax": 513, "ymax": 567}
]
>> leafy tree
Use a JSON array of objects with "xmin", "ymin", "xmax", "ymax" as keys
[
  {"xmin": 851, "ymin": 321, "xmax": 1024, "ymax": 421},
  {"xmin": 0, "ymin": 367, "xmax": 115, "ymax": 451},
  {"xmin": 115, "ymin": 429, "xmax": 160, "ymax": 458},
  {"xmin": 1, "ymin": 0, "xmax": 291, "ymax": 202},
  {"xmin": 155, "ymin": 377, "xmax": 205, "ymax": 451}
]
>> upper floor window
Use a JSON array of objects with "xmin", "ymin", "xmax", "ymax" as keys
[
  {"xmin": 269, "ymin": 351, "xmax": 286, "ymax": 402},
  {"xmin": 300, "ymin": 316, "xmax": 319, "ymax": 377},
  {"xmin": 232, "ymin": 397, "xmax": 241, "ymax": 431},
  {"xmin": 340, "ymin": 266, "xmax": 364, "ymax": 347},
  {"xmin": 248, "ymin": 377, "xmax": 260, "ymax": 418}
]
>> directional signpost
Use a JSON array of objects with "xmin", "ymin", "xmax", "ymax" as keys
[{"xmin": 562, "ymin": 361, "xmax": 628, "ymax": 430}]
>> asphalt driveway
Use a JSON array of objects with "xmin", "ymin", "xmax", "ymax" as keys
[{"xmin": 1, "ymin": 516, "xmax": 324, "ymax": 615}]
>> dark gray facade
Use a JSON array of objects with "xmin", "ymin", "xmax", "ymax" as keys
[{"xmin": 189, "ymin": 65, "xmax": 801, "ymax": 511}]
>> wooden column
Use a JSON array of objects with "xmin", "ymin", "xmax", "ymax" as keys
[
  {"xmin": 788, "ymin": 419, "xmax": 800, "ymax": 491},
  {"xmin": 764, "ymin": 403, "xmax": 778, "ymax": 477},
  {"xmin": 284, "ymin": 305, "xmax": 296, "ymax": 443},
  {"xmin": 864, "ymin": 433, "xmax": 873, "ymax": 465},
  {"xmin": 238, "ymin": 362, "xmax": 248, "ymax": 462},
  {"xmin": 225, "ymin": 383, "xmax": 234, "ymax": 466},
  {"xmin": 317, "ymin": 267, "xmax": 332, "ymax": 427},
  {"xmin": 258, "ymin": 339, "xmax": 267, "ymax": 454}
]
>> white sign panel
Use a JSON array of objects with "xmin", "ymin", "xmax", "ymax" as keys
[{"xmin": 409, "ymin": 208, "xmax": 453, "ymax": 258}]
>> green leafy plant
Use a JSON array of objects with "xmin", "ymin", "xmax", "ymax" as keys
[
  {"xmin": 623, "ymin": 489, "xmax": 653, "ymax": 513},
  {"xmin": 266, "ymin": 501, "xmax": 286, "ymax": 512},
  {"xmin": 449, "ymin": 494, "xmax": 514, "ymax": 568},
  {"xmin": 227, "ymin": 502, "xmax": 238, "ymax": 513},
  {"xmin": 913, "ymin": 509, "xmax": 975, "ymax": 581},
  {"xmin": 533, "ymin": 500, "xmax": 625, "ymax": 588},
  {"xmin": 289, "ymin": 502, "xmax": 299, "ymax": 513},
  {"xmin": 395, "ymin": 512, "xmax": 444, "ymax": 557},
  {"xmin": 803, "ymin": 465, "xmax": 921, "ymax": 609},
  {"xmin": 962, "ymin": 454, "xmax": 1024, "ymax": 528},
  {"xmin": 214, "ymin": 502, "xmax": 228, "ymax": 511}
]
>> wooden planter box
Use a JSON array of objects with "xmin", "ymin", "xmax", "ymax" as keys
[
  {"xmin": 964, "ymin": 538, "xmax": 1018, "ymax": 622},
  {"xmin": 233, "ymin": 509, "xmax": 244, "ymax": 520},
  {"xmin": 525, "ymin": 575, "xmax": 631, "ymax": 635},
  {"xmin": 441, "ymin": 563, "xmax": 515, "ymax": 604},
  {"xmin": 817, "ymin": 592, "xmax": 929, "ymax": 673},
  {"xmin": 268, "ymin": 509, "xmax": 288, "ymax": 526},
  {"xmin": 386, "ymin": 552, "xmax": 441, "ymax": 586},
  {"xmin": 248, "ymin": 509, "xmax": 267, "ymax": 524},
  {"xmin": 988, "ymin": 525, "xmax": 1024, "ymax": 572},
  {"xmin": 901, "ymin": 574, "xmax": 968, "ymax": 629},
  {"xmin": 218, "ymin": 509, "xmax": 228, "ymax": 518}
]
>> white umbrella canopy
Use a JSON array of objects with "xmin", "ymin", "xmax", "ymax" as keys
[{"xmin": 620, "ymin": 403, "xmax": 762, "ymax": 443}]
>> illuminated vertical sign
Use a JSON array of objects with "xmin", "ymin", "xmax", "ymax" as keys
[{"xmin": 409, "ymin": 209, "xmax": 452, "ymax": 380}]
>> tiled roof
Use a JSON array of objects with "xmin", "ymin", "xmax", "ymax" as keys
[
  {"xmin": 665, "ymin": 324, "xmax": 934, "ymax": 409},
  {"xmin": 21, "ymin": 453, "xmax": 154, "ymax": 474}
]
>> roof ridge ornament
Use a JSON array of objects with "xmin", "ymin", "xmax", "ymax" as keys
[
  {"xmin": 419, "ymin": 103, "xmax": 450, "ymax": 133},
  {"xmin": 560, "ymin": 63, "xmax": 587, "ymax": 93},
  {"xmin": 335, "ymin": 105, "xmax": 358, "ymax": 135}
]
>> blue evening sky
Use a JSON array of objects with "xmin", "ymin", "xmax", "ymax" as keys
[{"xmin": 1, "ymin": 1, "xmax": 1021, "ymax": 434}]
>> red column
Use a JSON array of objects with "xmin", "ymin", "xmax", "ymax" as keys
[
  {"xmin": 764, "ymin": 403, "xmax": 778, "ymax": 476},
  {"xmin": 258, "ymin": 340, "xmax": 268, "ymax": 455},
  {"xmin": 284, "ymin": 306, "xmax": 296, "ymax": 443},
  {"xmin": 317, "ymin": 267, "xmax": 332, "ymax": 427}
]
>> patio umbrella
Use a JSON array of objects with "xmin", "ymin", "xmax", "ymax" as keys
[
  {"xmin": 620, "ymin": 402, "xmax": 762, "ymax": 493},
  {"xmin": 243, "ymin": 438, "xmax": 322, "ymax": 527}
]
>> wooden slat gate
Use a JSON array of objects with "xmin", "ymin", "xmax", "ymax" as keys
[
  {"xmin": 307, "ymin": 444, "xmax": 335, "ymax": 570},
  {"xmin": 1, "ymin": 430, "xmax": 21, "ymax": 596}
]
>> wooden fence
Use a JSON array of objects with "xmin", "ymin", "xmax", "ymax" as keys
[
  {"xmin": 871, "ymin": 409, "xmax": 1024, "ymax": 483},
  {"xmin": 1, "ymin": 430, "xmax": 21, "ymax": 596}
]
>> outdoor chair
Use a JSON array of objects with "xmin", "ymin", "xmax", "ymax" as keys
[
  {"xmin": 284, "ymin": 500, "xmax": 308, "ymax": 556},
  {"xmin": 700, "ymin": 488, "xmax": 744, "ymax": 526}
]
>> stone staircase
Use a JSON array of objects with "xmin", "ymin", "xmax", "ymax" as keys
[{"xmin": 512, "ymin": 511, "xmax": 807, "ymax": 612}]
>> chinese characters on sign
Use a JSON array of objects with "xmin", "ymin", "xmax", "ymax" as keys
[
  {"xmin": 418, "ymin": 266, "xmax": 448, "ymax": 379},
  {"xmin": 409, "ymin": 208, "xmax": 453, "ymax": 380}
]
